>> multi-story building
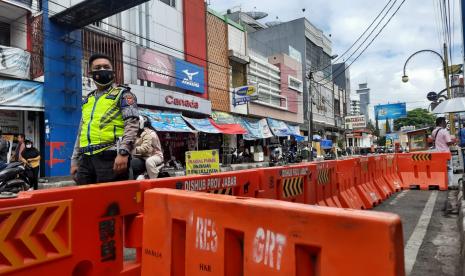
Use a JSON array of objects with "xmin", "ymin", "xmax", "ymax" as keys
[
  {"xmin": 332, "ymin": 62, "xmax": 351, "ymax": 116},
  {"xmin": 356, "ymin": 83, "xmax": 371, "ymax": 122},
  {"xmin": 226, "ymin": 12, "xmax": 337, "ymax": 138},
  {"xmin": 350, "ymin": 100, "xmax": 361, "ymax": 116},
  {"xmin": 0, "ymin": 0, "xmax": 44, "ymax": 166}
]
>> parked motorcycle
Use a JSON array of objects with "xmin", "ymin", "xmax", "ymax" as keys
[{"xmin": 0, "ymin": 162, "xmax": 31, "ymax": 194}]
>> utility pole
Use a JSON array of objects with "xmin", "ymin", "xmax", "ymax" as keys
[
  {"xmin": 444, "ymin": 43, "xmax": 455, "ymax": 134},
  {"xmin": 308, "ymin": 72, "xmax": 314, "ymax": 161}
]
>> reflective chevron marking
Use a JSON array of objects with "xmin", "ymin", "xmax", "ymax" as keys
[
  {"xmin": 412, "ymin": 153, "xmax": 432, "ymax": 161},
  {"xmin": 0, "ymin": 200, "xmax": 71, "ymax": 274},
  {"xmin": 282, "ymin": 177, "xmax": 304, "ymax": 198},
  {"xmin": 318, "ymin": 169, "xmax": 331, "ymax": 185},
  {"xmin": 207, "ymin": 188, "xmax": 233, "ymax": 195}
]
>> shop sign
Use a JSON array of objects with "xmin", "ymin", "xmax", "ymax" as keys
[
  {"xmin": 175, "ymin": 59, "xmax": 205, "ymax": 94},
  {"xmin": 232, "ymin": 85, "xmax": 258, "ymax": 106},
  {"xmin": 345, "ymin": 115, "xmax": 366, "ymax": 129},
  {"xmin": 137, "ymin": 47, "xmax": 176, "ymax": 86},
  {"xmin": 0, "ymin": 110, "xmax": 21, "ymax": 134},
  {"xmin": 185, "ymin": 150, "xmax": 220, "ymax": 175},
  {"xmin": 0, "ymin": 79, "xmax": 44, "ymax": 111},
  {"xmin": 158, "ymin": 90, "xmax": 211, "ymax": 115},
  {"xmin": 0, "ymin": 46, "xmax": 30, "ymax": 79}
]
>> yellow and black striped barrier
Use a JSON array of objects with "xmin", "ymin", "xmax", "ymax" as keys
[
  {"xmin": 282, "ymin": 177, "xmax": 304, "ymax": 198},
  {"xmin": 412, "ymin": 153, "xmax": 432, "ymax": 161},
  {"xmin": 318, "ymin": 169, "xmax": 331, "ymax": 185},
  {"xmin": 207, "ymin": 188, "xmax": 233, "ymax": 195}
]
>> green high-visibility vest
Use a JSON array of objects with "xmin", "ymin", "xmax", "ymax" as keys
[{"xmin": 79, "ymin": 87, "xmax": 125, "ymax": 154}]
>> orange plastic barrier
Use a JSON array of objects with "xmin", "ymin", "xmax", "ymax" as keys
[
  {"xmin": 336, "ymin": 158, "xmax": 366, "ymax": 209},
  {"xmin": 0, "ymin": 182, "xmax": 143, "ymax": 276},
  {"xmin": 369, "ymin": 155, "xmax": 394, "ymax": 198},
  {"xmin": 354, "ymin": 157, "xmax": 382, "ymax": 208},
  {"xmin": 313, "ymin": 161, "xmax": 342, "ymax": 207},
  {"xmin": 139, "ymin": 168, "xmax": 261, "ymax": 199},
  {"xmin": 397, "ymin": 152, "xmax": 450, "ymax": 190},
  {"xmin": 384, "ymin": 154, "xmax": 403, "ymax": 192},
  {"xmin": 141, "ymin": 189, "xmax": 405, "ymax": 276},
  {"xmin": 257, "ymin": 164, "xmax": 313, "ymax": 204}
]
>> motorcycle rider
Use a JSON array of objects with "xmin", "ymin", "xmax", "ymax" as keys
[
  {"xmin": 20, "ymin": 140, "xmax": 40, "ymax": 190},
  {"xmin": 70, "ymin": 53, "xmax": 139, "ymax": 184}
]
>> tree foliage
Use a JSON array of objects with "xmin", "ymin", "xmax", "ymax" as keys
[{"xmin": 393, "ymin": 108, "xmax": 436, "ymax": 131}]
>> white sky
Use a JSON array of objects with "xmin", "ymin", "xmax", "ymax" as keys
[{"xmin": 209, "ymin": 0, "xmax": 464, "ymax": 119}]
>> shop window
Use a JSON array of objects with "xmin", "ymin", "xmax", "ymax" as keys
[
  {"xmin": 0, "ymin": 22, "xmax": 10, "ymax": 46},
  {"xmin": 160, "ymin": 0, "xmax": 176, "ymax": 8},
  {"xmin": 288, "ymin": 75, "xmax": 303, "ymax": 92}
]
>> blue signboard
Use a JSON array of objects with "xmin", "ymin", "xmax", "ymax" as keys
[
  {"xmin": 0, "ymin": 79, "xmax": 44, "ymax": 110},
  {"xmin": 374, "ymin": 103, "xmax": 407, "ymax": 120},
  {"xmin": 175, "ymin": 59, "xmax": 205, "ymax": 94}
]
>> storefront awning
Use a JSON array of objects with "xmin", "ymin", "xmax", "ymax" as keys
[
  {"xmin": 209, "ymin": 119, "xmax": 247, "ymax": 135},
  {"xmin": 266, "ymin": 118, "xmax": 305, "ymax": 141},
  {"xmin": 140, "ymin": 109, "xmax": 193, "ymax": 132},
  {"xmin": 0, "ymin": 79, "xmax": 44, "ymax": 111},
  {"xmin": 183, "ymin": 117, "xmax": 220, "ymax": 134},
  {"xmin": 239, "ymin": 118, "xmax": 273, "ymax": 140}
]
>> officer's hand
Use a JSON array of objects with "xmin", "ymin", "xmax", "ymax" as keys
[
  {"xmin": 70, "ymin": 165, "xmax": 78, "ymax": 182},
  {"xmin": 114, "ymin": 155, "xmax": 129, "ymax": 174}
]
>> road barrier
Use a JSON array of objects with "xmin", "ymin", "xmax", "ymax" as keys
[
  {"xmin": 314, "ymin": 161, "xmax": 342, "ymax": 207},
  {"xmin": 0, "ymin": 152, "xmax": 450, "ymax": 274},
  {"xmin": 397, "ymin": 152, "xmax": 450, "ymax": 190},
  {"xmin": 336, "ymin": 158, "xmax": 366, "ymax": 209},
  {"xmin": 141, "ymin": 188, "xmax": 405, "ymax": 276}
]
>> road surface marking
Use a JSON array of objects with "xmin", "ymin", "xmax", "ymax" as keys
[
  {"xmin": 389, "ymin": 190, "xmax": 409, "ymax": 205},
  {"xmin": 404, "ymin": 191, "xmax": 438, "ymax": 275}
]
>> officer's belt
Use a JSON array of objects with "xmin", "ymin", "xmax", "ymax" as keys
[{"xmin": 79, "ymin": 143, "xmax": 115, "ymax": 154}]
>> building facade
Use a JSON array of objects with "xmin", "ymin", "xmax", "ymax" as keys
[
  {"xmin": 332, "ymin": 62, "xmax": 351, "ymax": 116},
  {"xmin": 356, "ymin": 83, "xmax": 371, "ymax": 123},
  {"xmin": 350, "ymin": 100, "xmax": 361, "ymax": 116}
]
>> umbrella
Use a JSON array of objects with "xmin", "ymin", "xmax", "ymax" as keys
[{"xmin": 433, "ymin": 98, "xmax": 465, "ymax": 114}]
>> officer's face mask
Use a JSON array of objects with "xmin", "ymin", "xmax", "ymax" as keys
[{"xmin": 91, "ymin": 69, "xmax": 115, "ymax": 87}]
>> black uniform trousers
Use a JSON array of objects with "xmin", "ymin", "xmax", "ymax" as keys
[{"xmin": 76, "ymin": 150, "xmax": 129, "ymax": 185}]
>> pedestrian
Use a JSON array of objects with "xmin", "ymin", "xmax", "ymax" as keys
[
  {"xmin": 432, "ymin": 117, "xmax": 453, "ymax": 152},
  {"xmin": 131, "ymin": 115, "xmax": 155, "ymax": 179},
  {"xmin": 70, "ymin": 53, "xmax": 139, "ymax": 185},
  {"xmin": 144, "ymin": 117, "xmax": 164, "ymax": 179},
  {"xmin": 432, "ymin": 117, "xmax": 454, "ymax": 186},
  {"xmin": 21, "ymin": 140, "xmax": 40, "ymax": 190},
  {"xmin": 13, "ymin": 133, "xmax": 25, "ymax": 162},
  {"xmin": 0, "ymin": 129, "xmax": 8, "ymax": 170}
]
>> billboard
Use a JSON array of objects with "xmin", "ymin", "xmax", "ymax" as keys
[
  {"xmin": 374, "ymin": 103, "xmax": 407, "ymax": 120},
  {"xmin": 175, "ymin": 59, "xmax": 205, "ymax": 94},
  {"xmin": 137, "ymin": 47, "xmax": 176, "ymax": 86},
  {"xmin": 345, "ymin": 115, "xmax": 366, "ymax": 129},
  {"xmin": 232, "ymin": 85, "xmax": 258, "ymax": 106}
]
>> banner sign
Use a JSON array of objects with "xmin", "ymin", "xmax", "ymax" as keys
[
  {"xmin": 185, "ymin": 150, "xmax": 220, "ymax": 175},
  {"xmin": 183, "ymin": 117, "xmax": 220, "ymax": 134},
  {"xmin": 211, "ymin": 111, "xmax": 238, "ymax": 124},
  {"xmin": 137, "ymin": 47, "xmax": 176, "ymax": 86},
  {"xmin": 240, "ymin": 118, "xmax": 273, "ymax": 140},
  {"xmin": 0, "ymin": 46, "xmax": 30, "ymax": 79},
  {"xmin": 0, "ymin": 80, "xmax": 43, "ymax": 111},
  {"xmin": 374, "ymin": 103, "xmax": 407, "ymax": 120},
  {"xmin": 175, "ymin": 59, "xmax": 205, "ymax": 94},
  {"xmin": 232, "ymin": 85, "xmax": 258, "ymax": 106},
  {"xmin": 345, "ymin": 115, "xmax": 366, "ymax": 129},
  {"xmin": 140, "ymin": 109, "xmax": 193, "ymax": 132}
]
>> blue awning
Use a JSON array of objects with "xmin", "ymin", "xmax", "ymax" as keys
[
  {"xmin": 183, "ymin": 117, "xmax": 220, "ymax": 134},
  {"xmin": 0, "ymin": 79, "xmax": 43, "ymax": 111},
  {"xmin": 267, "ymin": 118, "xmax": 305, "ymax": 141},
  {"xmin": 238, "ymin": 117, "xmax": 273, "ymax": 140},
  {"xmin": 140, "ymin": 108, "xmax": 193, "ymax": 132}
]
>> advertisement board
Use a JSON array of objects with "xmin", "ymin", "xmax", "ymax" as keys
[
  {"xmin": 345, "ymin": 115, "xmax": 366, "ymax": 129},
  {"xmin": 137, "ymin": 47, "xmax": 176, "ymax": 86},
  {"xmin": 0, "ymin": 46, "xmax": 30, "ymax": 79},
  {"xmin": 175, "ymin": 59, "xmax": 205, "ymax": 94},
  {"xmin": 374, "ymin": 103, "xmax": 407, "ymax": 120},
  {"xmin": 185, "ymin": 150, "xmax": 220, "ymax": 175},
  {"xmin": 232, "ymin": 85, "xmax": 258, "ymax": 106}
]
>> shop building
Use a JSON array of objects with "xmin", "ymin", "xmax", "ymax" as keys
[{"xmin": 0, "ymin": 0, "xmax": 44, "ymax": 169}]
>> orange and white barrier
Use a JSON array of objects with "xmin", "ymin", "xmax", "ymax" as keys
[{"xmin": 141, "ymin": 188, "xmax": 405, "ymax": 276}]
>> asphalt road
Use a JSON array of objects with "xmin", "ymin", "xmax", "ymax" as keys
[{"xmin": 375, "ymin": 190, "xmax": 460, "ymax": 276}]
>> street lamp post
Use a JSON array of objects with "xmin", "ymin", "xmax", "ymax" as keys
[{"xmin": 401, "ymin": 43, "xmax": 454, "ymax": 134}]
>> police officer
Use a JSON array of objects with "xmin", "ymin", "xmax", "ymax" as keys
[{"xmin": 70, "ymin": 53, "xmax": 139, "ymax": 185}]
